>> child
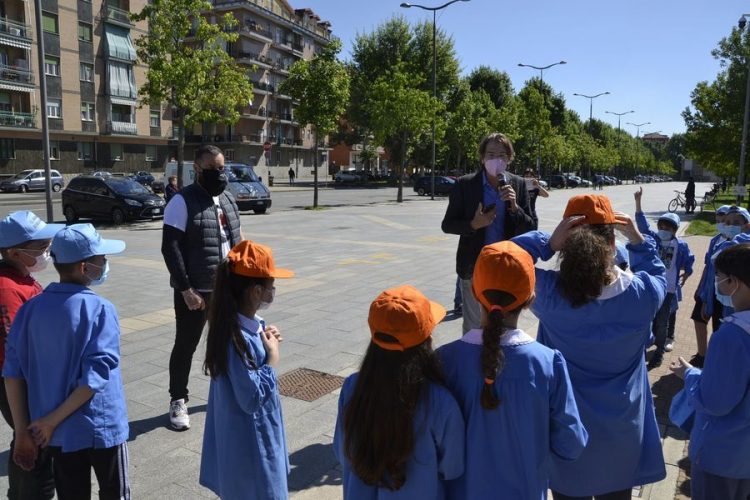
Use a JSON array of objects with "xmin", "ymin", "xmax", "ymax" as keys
[
  {"xmin": 437, "ymin": 241, "xmax": 587, "ymax": 500},
  {"xmin": 200, "ymin": 240, "xmax": 293, "ymax": 500},
  {"xmin": 670, "ymin": 243, "xmax": 750, "ymax": 500},
  {"xmin": 634, "ymin": 188, "xmax": 695, "ymax": 368},
  {"xmin": 333, "ymin": 285, "xmax": 465, "ymax": 499},
  {"xmin": 0, "ymin": 211, "xmax": 62, "ymax": 499},
  {"xmin": 3, "ymin": 223, "xmax": 129, "ymax": 500},
  {"xmin": 689, "ymin": 205, "xmax": 731, "ymax": 367}
]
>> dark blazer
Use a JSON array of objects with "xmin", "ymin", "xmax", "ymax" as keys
[{"xmin": 441, "ymin": 170, "xmax": 535, "ymax": 279}]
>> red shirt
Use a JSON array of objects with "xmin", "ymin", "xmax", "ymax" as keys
[{"xmin": 0, "ymin": 262, "xmax": 42, "ymax": 369}]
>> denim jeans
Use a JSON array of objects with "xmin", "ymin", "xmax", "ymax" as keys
[{"xmin": 652, "ymin": 292, "xmax": 676, "ymax": 354}]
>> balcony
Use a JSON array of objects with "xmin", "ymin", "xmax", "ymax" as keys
[
  {"xmin": 0, "ymin": 109, "xmax": 35, "ymax": 128},
  {"xmin": 234, "ymin": 50, "xmax": 272, "ymax": 68},
  {"xmin": 238, "ymin": 20, "xmax": 272, "ymax": 42},
  {"xmin": 278, "ymin": 112, "xmax": 294, "ymax": 123},
  {"xmin": 107, "ymin": 121, "xmax": 137, "ymax": 135},
  {"xmin": 243, "ymin": 107, "xmax": 267, "ymax": 120},
  {"xmin": 0, "ymin": 19, "xmax": 32, "ymax": 47},
  {"xmin": 251, "ymin": 80, "xmax": 274, "ymax": 93},
  {"xmin": 185, "ymin": 134, "xmax": 244, "ymax": 143},
  {"xmin": 102, "ymin": 5, "xmax": 133, "ymax": 27},
  {"xmin": 0, "ymin": 64, "xmax": 33, "ymax": 85}
]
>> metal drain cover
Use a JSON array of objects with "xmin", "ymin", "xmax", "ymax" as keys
[{"xmin": 278, "ymin": 368, "xmax": 345, "ymax": 402}]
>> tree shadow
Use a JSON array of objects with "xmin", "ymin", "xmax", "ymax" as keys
[
  {"xmin": 287, "ymin": 442, "xmax": 342, "ymax": 492},
  {"xmin": 127, "ymin": 404, "xmax": 208, "ymax": 440}
]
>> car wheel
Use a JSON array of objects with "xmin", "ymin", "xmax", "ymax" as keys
[
  {"xmin": 64, "ymin": 205, "xmax": 78, "ymax": 223},
  {"xmin": 253, "ymin": 208, "xmax": 267, "ymax": 214},
  {"xmin": 52, "ymin": 183, "xmax": 62, "ymax": 192},
  {"xmin": 19, "ymin": 185, "xmax": 27, "ymax": 193},
  {"xmin": 417, "ymin": 187, "xmax": 426, "ymax": 196},
  {"xmin": 111, "ymin": 208, "xmax": 125, "ymax": 225}
]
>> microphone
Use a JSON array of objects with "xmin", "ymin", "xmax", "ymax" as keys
[{"xmin": 497, "ymin": 172, "xmax": 510, "ymax": 210}]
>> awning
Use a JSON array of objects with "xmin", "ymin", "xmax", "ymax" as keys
[
  {"xmin": 109, "ymin": 96, "xmax": 136, "ymax": 106},
  {"xmin": 104, "ymin": 25, "xmax": 136, "ymax": 61},
  {"xmin": 0, "ymin": 35, "xmax": 31, "ymax": 50},
  {"xmin": 0, "ymin": 83, "xmax": 33, "ymax": 93}
]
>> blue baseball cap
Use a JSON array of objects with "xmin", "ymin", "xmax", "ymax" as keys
[
  {"xmin": 0, "ymin": 211, "xmax": 65, "ymax": 249},
  {"xmin": 614, "ymin": 241, "xmax": 630, "ymax": 268},
  {"xmin": 727, "ymin": 205, "xmax": 750, "ymax": 223},
  {"xmin": 717, "ymin": 205, "xmax": 732, "ymax": 215},
  {"xmin": 50, "ymin": 224, "xmax": 126, "ymax": 264},
  {"xmin": 658, "ymin": 212, "xmax": 681, "ymax": 229}
]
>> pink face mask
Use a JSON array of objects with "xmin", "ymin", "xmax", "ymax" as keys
[{"xmin": 484, "ymin": 158, "xmax": 507, "ymax": 178}]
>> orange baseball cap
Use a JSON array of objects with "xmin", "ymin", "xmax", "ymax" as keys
[
  {"xmin": 227, "ymin": 240, "xmax": 294, "ymax": 279},
  {"xmin": 563, "ymin": 194, "xmax": 624, "ymax": 225},
  {"xmin": 368, "ymin": 285, "xmax": 446, "ymax": 351},
  {"xmin": 472, "ymin": 241, "xmax": 535, "ymax": 313}
]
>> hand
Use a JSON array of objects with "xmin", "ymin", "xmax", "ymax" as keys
[
  {"xmin": 613, "ymin": 212, "xmax": 645, "ymax": 245},
  {"xmin": 261, "ymin": 328, "xmax": 280, "ymax": 367},
  {"xmin": 181, "ymin": 288, "xmax": 205, "ymax": 311},
  {"xmin": 13, "ymin": 430, "xmax": 37, "ymax": 471},
  {"xmin": 550, "ymin": 216, "xmax": 587, "ymax": 252},
  {"xmin": 470, "ymin": 203, "xmax": 496, "ymax": 230},
  {"xmin": 669, "ymin": 356, "xmax": 693, "ymax": 379},
  {"xmin": 531, "ymin": 178, "xmax": 539, "ymax": 187},
  {"xmin": 499, "ymin": 184, "xmax": 518, "ymax": 212},
  {"xmin": 634, "ymin": 186, "xmax": 643, "ymax": 203},
  {"xmin": 264, "ymin": 325, "xmax": 283, "ymax": 342},
  {"xmin": 28, "ymin": 416, "xmax": 56, "ymax": 448},
  {"xmin": 679, "ymin": 272, "xmax": 690, "ymax": 287}
]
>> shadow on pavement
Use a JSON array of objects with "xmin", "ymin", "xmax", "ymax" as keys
[
  {"xmin": 128, "ymin": 404, "xmax": 208, "ymax": 440},
  {"xmin": 288, "ymin": 442, "xmax": 341, "ymax": 492}
]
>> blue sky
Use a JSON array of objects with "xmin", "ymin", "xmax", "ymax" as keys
[{"xmin": 296, "ymin": 0, "xmax": 749, "ymax": 137}]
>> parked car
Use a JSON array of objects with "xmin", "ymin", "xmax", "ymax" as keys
[
  {"xmin": 563, "ymin": 174, "xmax": 581, "ymax": 188},
  {"xmin": 547, "ymin": 175, "xmax": 567, "ymax": 189},
  {"xmin": 62, "ymin": 176, "xmax": 166, "ymax": 224},
  {"xmin": 413, "ymin": 176, "xmax": 455, "ymax": 196},
  {"xmin": 0, "ymin": 169, "xmax": 65, "ymax": 193},
  {"xmin": 334, "ymin": 170, "xmax": 363, "ymax": 183},
  {"xmin": 92, "ymin": 171, "xmax": 113, "ymax": 178},
  {"xmin": 130, "ymin": 171, "xmax": 155, "ymax": 187}
]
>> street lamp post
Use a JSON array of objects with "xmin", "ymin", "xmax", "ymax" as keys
[
  {"xmin": 736, "ymin": 14, "xmax": 750, "ymax": 204},
  {"xmin": 605, "ymin": 110, "xmax": 634, "ymax": 179},
  {"xmin": 627, "ymin": 121, "xmax": 650, "ymax": 175},
  {"xmin": 518, "ymin": 60, "xmax": 567, "ymax": 178},
  {"xmin": 573, "ymin": 91, "xmax": 610, "ymax": 179},
  {"xmin": 401, "ymin": 0, "xmax": 470, "ymax": 201},
  {"xmin": 34, "ymin": 0, "xmax": 53, "ymax": 221}
]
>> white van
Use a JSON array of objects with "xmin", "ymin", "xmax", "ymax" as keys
[{"xmin": 163, "ymin": 161, "xmax": 271, "ymax": 214}]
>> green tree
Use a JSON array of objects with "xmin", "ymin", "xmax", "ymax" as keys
[
  {"xmin": 446, "ymin": 88, "xmax": 495, "ymax": 173},
  {"xmin": 131, "ymin": 0, "xmax": 253, "ymax": 185},
  {"xmin": 467, "ymin": 66, "xmax": 515, "ymax": 109},
  {"xmin": 279, "ymin": 39, "xmax": 350, "ymax": 208}
]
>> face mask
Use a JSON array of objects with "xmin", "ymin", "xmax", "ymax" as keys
[
  {"xmin": 199, "ymin": 169, "xmax": 228, "ymax": 196},
  {"xmin": 20, "ymin": 249, "xmax": 51, "ymax": 273},
  {"xmin": 716, "ymin": 223, "xmax": 727, "ymax": 238},
  {"xmin": 724, "ymin": 225, "xmax": 742, "ymax": 239},
  {"xmin": 484, "ymin": 158, "xmax": 507, "ymax": 178},
  {"xmin": 715, "ymin": 277, "xmax": 737, "ymax": 308},
  {"xmin": 657, "ymin": 229, "xmax": 674, "ymax": 241},
  {"xmin": 85, "ymin": 261, "xmax": 109, "ymax": 287},
  {"xmin": 258, "ymin": 286, "xmax": 275, "ymax": 310}
]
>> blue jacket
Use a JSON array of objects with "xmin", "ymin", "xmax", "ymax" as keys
[
  {"xmin": 701, "ymin": 232, "xmax": 750, "ymax": 318},
  {"xmin": 200, "ymin": 314, "xmax": 289, "ymax": 500},
  {"xmin": 3, "ymin": 283, "xmax": 129, "ymax": 452},
  {"xmin": 685, "ymin": 311, "xmax": 750, "ymax": 479},
  {"xmin": 695, "ymin": 233, "xmax": 727, "ymax": 309},
  {"xmin": 636, "ymin": 211, "xmax": 695, "ymax": 311},
  {"xmin": 511, "ymin": 231, "xmax": 667, "ymax": 496},
  {"xmin": 437, "ymin": 329, "xmax": 587, "ymax": 500},
  {"xmin": 334, "ymin": 374, "xmax": 465, "ymax": 500}
]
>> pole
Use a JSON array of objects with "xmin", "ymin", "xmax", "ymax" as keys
[
  {"xmin": 430, "ymin": 9, "xmax": 436, "ymax": 201},
  {"xmin": 738, "ymin": 51, "xmax": 750, "ymax": 205},
  {"xmin": 537, "ymin": 69, "xmax": 543, "ymax": 177},
  {"xmin": 34, "ymin": 0, "xmax": 53, "ymax": 221}
]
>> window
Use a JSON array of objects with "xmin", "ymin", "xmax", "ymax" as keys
[
  {"xmin": 77, "ymin": 142, "xmax": 93, "ymax": 160},
  {"xmin": 110, "ymin": 143, "xmax": 123, "ymax": 161},
  {"xmin": 79, "ymin": 63, "xmax": 93, "ymax": 82},
  {"xmin": 81, "ymin": 102, "xmax": 95, "ymax": 121},
  {"xmin": 149, "ymin": 109, "xmax": 160, "ymax": 128},
  {"xmin": 145, "ymin": 145, "xmax": 157, "ymax": 162},
  {"xmin": 47, "ymin": 99, "xmax": 61, "ymax": 118},
  {"xmin": 44, "ymin": 56, "xmax": 59, "ymax": 76},
  {"xmin": 77, "ymin": 22, "xmax": 92, "ymax": 42},
  {"xmin": 0, "ymin": 138, "xmax": 14, "ymax": 159},
  {"xmin": 0, "ymin": 92, "xmax": 10, "ymax": 112},
  {"xmin": 49, "ymin": 141, "xmax": 59, "ymax": 160},
  {"xmin": 107, "ymin": 61, "xmax": 136, "ymax": 98},
  {"xmin": 111, "ymin": 103, "xmax": 133, "ymax": 123},
  {"xmin": 224, "ymin": 149, "xmax": 234, "ymax": 161},
  {"xmin": 42, "ymin": 12, "xmax": 58, "ymax": 34}
]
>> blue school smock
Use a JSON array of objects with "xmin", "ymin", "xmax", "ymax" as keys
[
  {"xmin": 200, "ymin": 314, "xmax": 289, "ymax": 500},
  {"xmin": 636, "ymin": 211, "xmax": 695, "ymax": 311},
  {"xmin": 702, "ymin": 232, "xmax": 750, "ymax": 318},
  {"xmin": 333, "ymin": 374, "xmax": 465, "ymax": 500},
  {"xmin": 437, "ymin": 329, "xmax": 587, "ymax": 500},
  {"xmin": 694, "ymin": 234, "xmax": 727, "ymax": 312},
  {"xmin": 511, "ymin": 231, "xmax": 668, "ymax": 496},
  {"xmin": 684, "ymin": 311, "xmax": 750, "ymax": 479},
  {"xmin": 3, "ymin": 283, "xmax": 129, "ymax": 452}
]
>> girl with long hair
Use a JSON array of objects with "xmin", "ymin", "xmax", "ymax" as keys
[
  {"xmin": 333, "ymin": 285, "xmax": 465, "ymax": 499},
  {"xmin": 438, "ymin": 241, "xmax": 587, "ymax": 499},
  {"xmin": 511, "ymin": 194, "xmax": 667, "ymax": 500},
  {"xmin": 199, "ymin": 241, "xmax": 294, "ymax": 500}
]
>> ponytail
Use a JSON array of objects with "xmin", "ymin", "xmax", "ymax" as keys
[{"xmin": 480, "ymin": 309, "xmax": 505, "ymax": 409}]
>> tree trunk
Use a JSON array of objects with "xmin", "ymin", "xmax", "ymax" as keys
[
  {"xmin": 398, "ymin": 131, "xmax": 406, "ymax": 203},
  {"xmin": 177, "ymin": 111, "xmax": 186, "ymax": 189},
  {"xmin": 313, "ymin": 129, "xmax": 319, "ymax": 208}
]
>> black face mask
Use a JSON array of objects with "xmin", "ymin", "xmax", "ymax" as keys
[{"xmin": 199, "ymin": 169, "xmax": 228, "ymax": 196}]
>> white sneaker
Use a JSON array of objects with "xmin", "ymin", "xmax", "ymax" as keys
[
  {"xmin": 169, "ymin": 399, "xmax": 190, "ymax": 430},
  {"xmin": 665, "ymin": 341, "xmax": 674, "ymax": 352}
]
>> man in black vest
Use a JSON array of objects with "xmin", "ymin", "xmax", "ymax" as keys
[{"xmin": 161, "ymin": 145, "xmax": 242, "ymax": 430}]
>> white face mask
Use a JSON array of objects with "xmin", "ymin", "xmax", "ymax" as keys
[
  {"xmin": 85, "ymin": 261, "xmax": 109, "ymax": 286},
  {"xmin": 20, "ymin": 249, "xmax": 51, "ymax": 273},
  {"xmin": 258, "ymin": 286, "xmax": 275, "ymax": 310},
  {"xmin": 715, "ymin": 277, "xmax": 737, "ymax": 308},
  {"xmin": 657, "ymin": 229, "xmax": 674, "ymax": 241},
  {"xmin": 484, "ymin": 158, "xmax": 507, "ymax": 178}
]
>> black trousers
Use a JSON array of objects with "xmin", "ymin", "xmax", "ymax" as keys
[
  {"xmin": 169, "ymin": 289, "xmax": 210, "ymax": 402},
  {"xmin": 0, "ymin": 376, "xmax": 55, "ymax": 500},
  {"xmin": 49, "ymin": 443, "xmax": 130, "ymax": 500},
  {"xmin": 552, "ymin": 488, "xmax": 632, "ymax": 500}
]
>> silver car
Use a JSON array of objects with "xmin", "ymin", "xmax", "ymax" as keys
[{"xmin": 0, "ymin": 169, "xmax": 65, "ymax": 193}]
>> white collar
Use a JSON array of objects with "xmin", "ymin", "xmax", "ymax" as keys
[
  {"xmin": 461, "ymin": 328, "xmax": 535, "ymax": 346},
  {"xmin": 596, "ymin": 265, "xmax": 634, "ymax": 301},
  {"xmin": 723, "ymin": 311, "xmax": 750, "ymax": 335},
  {"xmin": 238, "ymin": 313, "xmax": 263, "ymax": 334}
]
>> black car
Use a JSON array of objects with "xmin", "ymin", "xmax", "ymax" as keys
[
  {"xmin": 130, "ymin": 171, "xmax": 155, "ymax": 188},
  {"xmin": 413, "ymin": 176, "xmax": 455, "ymax": 196},
  {"xmin": 62, "ymin": 176, "xmax": 166, "ymax": 225},
  {"xmin": 547, "ymin": 175, "xmax": 567, "ymax": 189}
]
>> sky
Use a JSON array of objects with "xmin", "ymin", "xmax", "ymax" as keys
[{"xmin": 294, "ymin": 0, "xmax": 750, "ymax": 137}]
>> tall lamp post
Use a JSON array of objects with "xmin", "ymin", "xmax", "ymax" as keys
[
  {"xmin": 605, "ymin": 110, "xmax": 634, "ymax": 179},
  {"xmin": 573, "ymin": 91, "xmax": 609, "ymax": 179},
  {"xmin": 518, "ymin": 60, "xmax": 567, "ymax": 178},
  {"xmin": 736, "ymin": 14, "xmax": 750, "ymax": 204},
  {"xmin": 627, "ymin": 121, "xmax": 650, "ymax": 175},
  {"xmin": 34, "ymin": 0, "xmax": 53, "ymax": 221},
  {"xmin": 401, "ymin": 0, "xmax": 470, "ymax": 201}
]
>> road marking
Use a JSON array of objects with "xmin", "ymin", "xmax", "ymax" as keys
[
  {"xmin": 339, "ymin": 253, "xmax": 397, "ymax": 266},
  {"xmin": 417, "ymin": 235, "xmax": 451, "ymax": 243},
  {"xmin": 360, "ymin": 214, "xmax": 411, "ymax": 230}
]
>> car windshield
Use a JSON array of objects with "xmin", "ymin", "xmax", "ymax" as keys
[
  {"xmin": 107, "ymin": 178, "xmax": 150, "ymax": 195},
  {"xmin": 227, "ymin": 165, "xmax": 260, "ymax": 182},
  {"xmin": 10, "ymin": 170, "xmax": 33, "ymax": 179}
]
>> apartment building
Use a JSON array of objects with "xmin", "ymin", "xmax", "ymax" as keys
[
  {"xmin": 0, "ymin": 0, "xmax": 172, "ymax": 175},
  {"xmin": 188, "ymin": 0, "xmax": 331, "ymax": 181}
]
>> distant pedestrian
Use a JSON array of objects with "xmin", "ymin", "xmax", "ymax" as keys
[
  {"xmin": 200, "ymin": 240, "xmax": 293, "ymax": 500},
  {"xmin": 165, "ymin": 175, "xmax": 179, "ymax": 203},
  {"xmin": 524, "ymin": 168, "xmax": 549, "ymax": 229},
  {"xmin": 722, "ymin": 177, "xmax": 728, "ymax": 193},
  {"xmin": 685, "ymin": 176, "xmax": 696, "ymax": 213},
  {"xmin": 287, "ymin": 167, "xmax": 295, "ymax": 186}
]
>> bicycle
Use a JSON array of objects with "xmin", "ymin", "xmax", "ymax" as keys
[{"xmin": 668, "ymin": 190, "xmax": 696, "ymax": 213}]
